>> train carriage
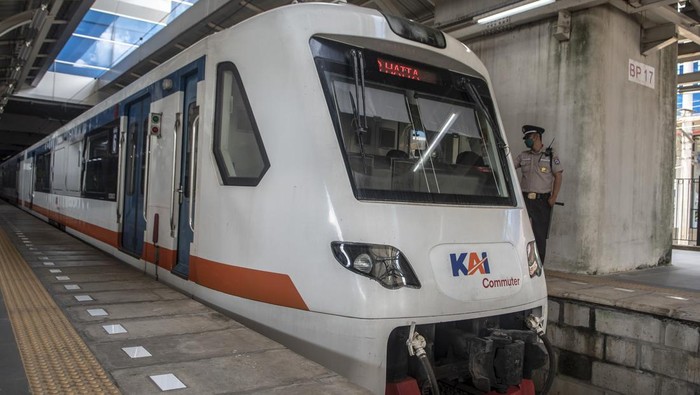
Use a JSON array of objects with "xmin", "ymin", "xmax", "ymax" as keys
[{"xmin": 0, "ymin": 3, "xmax": 551, "ymax": 394}]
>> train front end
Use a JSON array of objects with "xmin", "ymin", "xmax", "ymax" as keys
[
  {"xmin": 198, "ymin": 4, "xmax": 551, "ymax": 394},
  {"xmin": 306, "ymin": 8, "xmax": 550, "ymax": 395}
]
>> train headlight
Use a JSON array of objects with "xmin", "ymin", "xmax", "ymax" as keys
[
  {"xmin": 331, "ymin": 242, "xmax": 421, "ymax": 289},
  {"xmin": 353, "ymin": 253, "xmax": 373, "ymax": 274},
  {"xmin": 527, "ymin": 241, "xmax": 543, "ymax": 277}
]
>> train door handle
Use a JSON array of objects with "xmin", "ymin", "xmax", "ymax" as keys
[{"xmin": 176, "ymin": 186, "xmax": 184, "ymax": 204}]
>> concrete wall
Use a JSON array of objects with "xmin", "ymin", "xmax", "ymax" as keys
[
  {"xmin": 547, "ymin": 297, "xmax": 700, "ymax": 394},
  {"xmin": 465, "ymin": 5, "xmax": 676, "ymax": 273}
]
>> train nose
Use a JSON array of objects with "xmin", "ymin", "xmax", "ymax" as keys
[{"xmin": 429, "ymin": 243, "xmax": 524, "ymax": 301}]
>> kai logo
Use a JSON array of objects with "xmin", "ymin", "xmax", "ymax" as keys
[{"xmin": 450, "ymin": 252, "xmax": 491, "ymax": 277}]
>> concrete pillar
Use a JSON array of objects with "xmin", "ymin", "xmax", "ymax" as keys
[{"xmin": 464, "ymin": 5, "xmax": 676, "ymax": 273}]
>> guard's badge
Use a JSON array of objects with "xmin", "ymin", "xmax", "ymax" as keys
[
  {"xmin": 554, "ymin": 157, "xmax": 560, "ymax": 165},
  {"xmin": 540, "ymin": 166, "xmax": 549, "ymax": 173}
]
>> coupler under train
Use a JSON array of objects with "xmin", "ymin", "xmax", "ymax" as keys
[{"xmin": 386, "ymin": 311, "xmax": 553, "ymax": 395}]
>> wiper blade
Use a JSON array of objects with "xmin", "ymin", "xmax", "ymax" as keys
[
  {"xmin": 351, "ymin": 49, "xmax": 368, "ymax": 130},
  {"xmin": 349, "ymin": 49, "xmax": 369, "ymax": 173},
  {"xmin": 466, "ymin": 83, "xmax": 507, "ymax": 150}
]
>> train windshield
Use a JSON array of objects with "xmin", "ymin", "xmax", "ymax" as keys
[{"xmin": 312, "ymin": 37, "xmax": 515, "ymax": 206}]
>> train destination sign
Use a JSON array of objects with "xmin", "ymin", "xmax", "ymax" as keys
[{"xmin": 377, "ymin": 58, "xmax": 437, "ymax": 83}]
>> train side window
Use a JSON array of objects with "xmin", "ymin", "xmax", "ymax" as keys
[
  {"xmin": 82, "ymin": 129, "xmax": 118, "ymax": 200},
  {"xmin": 52, "ymin": 147, "xmax": 67, "ymax": 192},
  {"xmin": 66, "ymin": 141, "xmax": 82, "ymax": 192},
  {"xmin": 1, "ymin": 160, "xmax": 18, "ymax": 191},
  {"xmin": 213, "ymin": 62, "xmax": 269, "ymax": 186},
  {"xmin": 34, "ymin": 151, "xmax": 51, "ymax": 193}
]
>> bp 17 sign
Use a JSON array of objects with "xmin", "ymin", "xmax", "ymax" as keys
[{"xmin": 628, "ymin": 59, "xmax": 655, "ymax": 89}]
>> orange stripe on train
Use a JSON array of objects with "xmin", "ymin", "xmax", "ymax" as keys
[
  {"xmin": 31, "ymin": 203, "xmax": 119, "ymax": 248},
  {"xmin": 190, "ymin": 256, "xmax": 309, "ymax": 311},
  {"xmin": 27, "ymin": 203, "xmax": 308, "ymax": 311}
]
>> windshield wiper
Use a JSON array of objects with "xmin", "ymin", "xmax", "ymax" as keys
[
  {"xmin": 465, "ymin": 82, "xmax": 512, "ymax": 197},
  {"xmin": 465, "ymin": 83, "xmax": 507, "ymax": 151},
  {"xmin": 349, "ymin": 49, "xmax": 369, "ymax": 173}
]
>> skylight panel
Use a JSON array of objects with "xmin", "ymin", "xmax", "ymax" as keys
[{"xmin": 54, "ymin": 0, "xmax": 198, "ymax": 78}]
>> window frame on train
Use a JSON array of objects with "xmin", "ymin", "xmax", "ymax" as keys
[
  {"xmin": 311, "ymin": 37, "xmax": 517, "ymax": 206},
  {"xmin": 0, "ymin": 159, "xmax": 19, "ymax": 191},
  {"xmin": 34, "ymin": 150, "xmax": 52, "ymax": 193},
  {"xmin": 81, "ymin": 123, "xmax": 119, "ymax": 201},
  {"xmin": 213, "ymin": 62, "xmax": 270, "ymax": 186}
]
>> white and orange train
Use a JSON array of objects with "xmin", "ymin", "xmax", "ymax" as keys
[{"xmin": 0, "ymin": 3, "xmax": 552, "ymax": 394}]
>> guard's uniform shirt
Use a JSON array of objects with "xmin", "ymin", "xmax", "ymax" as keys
[
  {"xmin": 515, "ymin": 148, "xmax": 563, "ymax": 264},
  {"xmin": 516, "ymin": 149, "xmax": 563, "ymax": 193}
]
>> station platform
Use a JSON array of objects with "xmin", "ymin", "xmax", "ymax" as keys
[
  {"xmin": 547, "ymin": 249, "xmax": 700, "ymax": 321},
  {"xmin": 0, "ymin": 201, "xmax": 368, "ymax": 395}
]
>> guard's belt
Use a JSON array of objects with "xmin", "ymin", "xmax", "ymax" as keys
[{"xmin": 524, "ymin": 192, "xmax": 550, "ymax": 200}]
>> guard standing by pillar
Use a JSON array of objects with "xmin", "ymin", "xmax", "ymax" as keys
[{"xmin": 515, "ymin": 125, "xmax": 563, "ymax": 263}]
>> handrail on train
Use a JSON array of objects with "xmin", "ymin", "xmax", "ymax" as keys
[
  {"xmin": 170, "ymin": 113, "xmax": 180, "ymax": 237},
  {"xmin": 188, "ymin": 114, "xmax": 200, "ymax": 233}
]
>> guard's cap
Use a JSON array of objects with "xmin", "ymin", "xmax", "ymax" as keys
[{"xmin": 522, "ymin": 124, "xmax": 545, "ymax": 139}]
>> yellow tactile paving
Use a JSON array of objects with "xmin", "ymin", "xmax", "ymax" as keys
[{"xmin": 0, "ymin": 227, "xmax": 121, "ymax": 395}]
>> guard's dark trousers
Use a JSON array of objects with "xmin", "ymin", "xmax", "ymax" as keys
[{"xmin": 524, "ymin": 197, "xmax": 552, "ymax": 263}]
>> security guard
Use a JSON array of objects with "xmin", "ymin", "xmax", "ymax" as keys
[{"xmin": 515, "ymin": 125, "xmax": 563, "ymax": 263}]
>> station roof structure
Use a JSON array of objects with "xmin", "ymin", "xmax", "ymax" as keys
[{"xmin": 0, "ymin": 0, "xmax": 699, "ymax": 161}]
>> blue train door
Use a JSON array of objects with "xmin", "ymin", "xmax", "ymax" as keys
[
  {"xmin": 122, "ymin": 96, "xmax": 150, "ymax": 256},
  {"xmin": 172, "ymin": 74, "xmax": 199, "ymax": 278}
]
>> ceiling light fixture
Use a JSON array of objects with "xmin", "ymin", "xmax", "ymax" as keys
[{"xmin": 476, "ymin": 0, "xmax": 556, "ymax": 24}]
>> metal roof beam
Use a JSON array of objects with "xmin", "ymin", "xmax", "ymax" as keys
[
  {"xmin": 642, "ymin": 23, "xmax": 677, "ymax": 55},
  {"xmin": 633, "ymin": 3, "xmax": 700, "ymax": 45},
  {"xmin": 678, "ymin": 50, "xmax": 700, "ymax": 63},
  {"xmin": 679, "ymin": 53, "xmax": 700, "ymax": 63},
  {"xmin": 678, "ymin": 84, "xmax": 700, "ymax": 93},
  {"xmin": 0, "ymin": 10, "xmax": 33, "ymax": 38},
  {"xmin": 583, "ymin": 2, "xmax": 700, "ymax": 54},
  {"xmin": 16, "ymin": 1, "xmax": 59, "ymax": 91},
  {"xmin": 678, "ymin": 25, "xmax": 700, "ymax": 46},
  {"xmin": 31, "ymin": 0, "xmax": 95, "ymax": 87},
  {"xmin": 608, "ymin": 0, "xmax": 678, "ymax": 13},
  {"xmin": 678, "ymin": 71, "xmax": 700, "ymax": 85},
  {"xmin": 679, "ymin": 42, "xmax": 700, "ymax": 57}
]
